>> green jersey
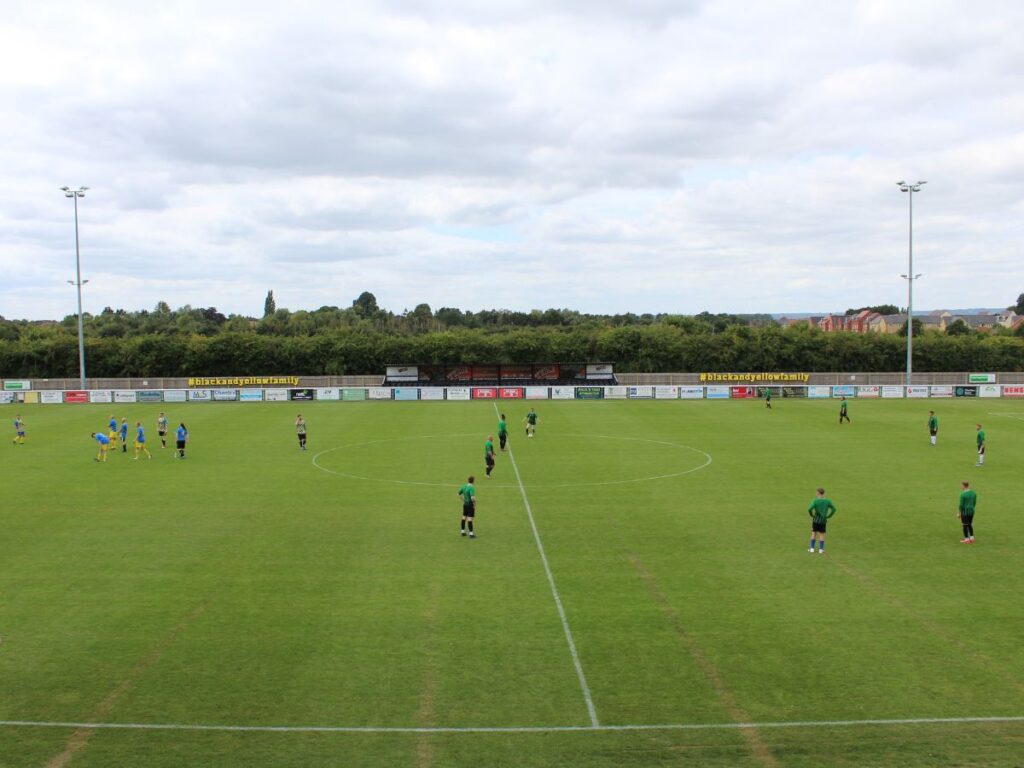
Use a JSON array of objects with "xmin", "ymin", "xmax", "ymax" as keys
[
  {"xmin": 977, "ymin": 430, "xmax": 986, "ymax": 447},
  {"xmin": 928, "ymin": 415, "xmax": 938, "ymax": 431},
  {"xmin": 498, "ymin": 419, "xmax": 508, "ymax": 436},
  {"xmin": 958, "ymin": 489, "xmax": 977, "ymax": 515},
  {"xmin": 808, "ymin": 497, "xmax": 837, "ymax": 524},
  {"xmin": 764, "ymin": 389, "xmax": 771, "ymax": 400},
  {"xmin": 526, "ymin": 410, "xmax": 538, "ymax": 425},
  {"xmin": 839, "ymin": 400, "xmax": 848, "ymax": 413},
  {"xmin": 484, "ymin": 440, "xmax": 494, "ymax": 458},
  {"xmin": 458, "ymin": 483, "xmax": 475, "ymax": 506}
]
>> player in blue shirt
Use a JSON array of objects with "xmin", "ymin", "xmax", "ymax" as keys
[
  {"xmin": 108, "ymin": 415, "xmax": 119, "ymax": 448},
  {"xmin": 175, "ymin": 423, "xmax": 189, "ymax": 459},
  {"xmin": 12, "ymin": 414, "xmax": 25, "ymax": 445},
  {"xmin": 90, "ymin": 431, "xmax": 111, "ymax": 462},
  {"xmin": 119, "ymin": 417, "xmax": 129, "ymax": 453},
  {"xmin": 133, "ymin": 422, "xmax": 152, "ymax": 460}
]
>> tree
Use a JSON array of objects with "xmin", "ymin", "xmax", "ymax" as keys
[
  {"xmin": 845, "ymin": 305, "xmax": 899, "ymax": 316},
  {"xmin": 945, "ymin": 319, "xmax": 972, "ymax": 336},
  {"xmin": 264, "ymin": 290, "xmax": 276, "ymax": 317},
  {"xmin": 899, "ymin": 318, "xmax": 924, "ymax": 337},
  {"xmin": 352, "ymin": 291, "xmax": 379, "ymax": 317},
  {"xmin": 1011, "ymin": 292, "xmax": 1024, "ymax": 314}
]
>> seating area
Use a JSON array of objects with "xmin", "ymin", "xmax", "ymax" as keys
[{"xmin": 382, "ymin": 363, "xmax": 617, "ymax": 388}]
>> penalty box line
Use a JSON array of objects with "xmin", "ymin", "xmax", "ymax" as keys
[
  {"xmin": 1, "ymin": 715, "xmax": 1022, "ymax": 735},
  {"xmin": 493, "ymin": 403, "xmax": 599, "ymax": 728}
]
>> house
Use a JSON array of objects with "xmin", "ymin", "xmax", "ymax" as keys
[
  {"xmin": 868, "ymin": 314, "xmax": 906, "ymax": 334},
  {"xmin": 818, "ymin": 314, "xmax": 846, "ymax": 332},
  {"xmin": 846, "ymin": 310, "xmax": 880, "ymax": 333}
]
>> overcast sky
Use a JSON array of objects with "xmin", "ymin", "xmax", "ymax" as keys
[{"xmin": 1, "ymin": 0, "xmax": 1021, "ymax": 320}]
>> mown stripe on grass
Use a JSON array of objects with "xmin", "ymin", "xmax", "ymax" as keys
[{"xmin": 629, "ymin": 553, "xmax": 779, "ymax": 767}]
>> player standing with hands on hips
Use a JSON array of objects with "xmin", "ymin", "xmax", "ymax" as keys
[
  {"xmin": 957, "ymin": 481, "xmax": 977, "ymax": 543},
  {"xmin": 807, "ymin": 487, "xmax": 836, "ymax": 554}
]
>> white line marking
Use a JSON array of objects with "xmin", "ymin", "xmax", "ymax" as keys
[
  {"xmin": 0, "ymin": 715, "xmax": 1021, "ymax": 734},
  {"xmin": 495, "ymin": 404, "xmax": 599, "ymax": 727},
  {"xmin": 312, "ymin": 433, "xmax": 711, "ymax": 488}
]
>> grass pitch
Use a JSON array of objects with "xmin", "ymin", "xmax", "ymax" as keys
[{"xmin": 1, "ymin": 398, "xmax": 1022, "ymax": 767}]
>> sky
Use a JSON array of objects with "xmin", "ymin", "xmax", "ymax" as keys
[{"xmin": 1, "ymin": 0, "xmax": 1022, "ymax": 321}]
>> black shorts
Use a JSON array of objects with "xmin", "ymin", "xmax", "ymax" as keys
[
  {"xmin": 959, "ymin": 513, "xmax": 974, "ymax": 523},
  {"xmin": 811, "ymin": 521, "xmax": 827, "ymax": 533},
  {"xmin": 499, "ymin": 433, "xmax": 507, "ymax": 447},
  {"xmin": 930, "ymin": 428, "xmax": 937, "ymax": 436},
  {"xmin": 462, "ymin": 504, "xmax": 475, "ymax": 518},
  {"xmin": 486, "ymin": 455, "xmax": 495, "ymax": 467},
  {"xmin": 978, "ymin": 445, "xmax": 985, "ymax": 455},
  {"xmin": 158, "ymin": 430, "xmax": 167, "ymax": 437},
  {"xmin": 176, "ymin": 440, "xmax": 186, "ymax": 450}
]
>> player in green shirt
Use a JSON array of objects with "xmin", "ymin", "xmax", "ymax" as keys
[
  {"xmin": 484, "ymin": 436, "xmax": 496, "ymax": 477},
  {"xmin": 838, "ymin": 397, "xmax": 850, "ymax": 424},
  {"xmin": 764, "ymin": 388, "xmax": 772, "ymax": 409},
  {"xmin": 807, "ymin": 487, "xmax": 836, "ymax": 554},
  {"xmin": 498, "ymin": 413, "xmax": 509, "ymax": 451},
  {"xmin": 458, "ymin": 475, "xmax": 476, "ymax": 538},
  {"xmin": 975, "ymin": 424, "xmax": 986, "ymax": 466},
  {"xmin": 957, "ymin": 481, "xmax": 977, "ymax": 543},
  {"xmin": 524, "ymin": 407, "xmax": 539, "ymax": 438},
  {"xmin": 927, "ymin": 411, "xmax": 938, "ymax": 445}
]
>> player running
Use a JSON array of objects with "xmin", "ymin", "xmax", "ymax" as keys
[
  {"xmin": 133, "ymin": 422, "xmax": 152, "ymax": 460},
  {"xmin": 91, "ymin": 431, "xmax": 111, "ymax": 462},
  {"xmin": 975, "ymin": 424, "xmax": 986, "ymax": 466},
  {"xmin": 295, "ymin": 414, "xmax": 307, "ymax": 450},
  {"xmin": 175, "ymin": 423, "xmax": 189, "ymax": 459},
  {"xmin": 927, "ymin": 411, "xmax": 938, "ymax": 446},
  {"xmin": 157, "ymin": 412, "xmax": 169, "ymax": 448},
  {"xmin": 119, "ymin": 417, "xmax": 129, "ymax": 453},
  {"xmin": 524, "ymin": 407, "xmax": 539, "ymax": 438},
  {"xmin": 11, "ymin": 414, "xmax": 25, "ymax": 444},
  {"xmin": 838, "ymin": 397, "xmax": 850, "ymax": 424},
  {"xmin": 957, "ymin": 481, "xmax": 977, "ymax": 543},
  {"xmin": 458, "ymin": 475, "xmax": 477, "ymax": 538},
  {"xmin": 807, "ymin": 487, "xmax": 836, "ymax": 554},
  {"xmin": 498, "ymin": 413, "xmax": 509, "ymax": 451},
  {"xmin": 484, "ymin": 435, "xmax": 496, "ymax": 477}
]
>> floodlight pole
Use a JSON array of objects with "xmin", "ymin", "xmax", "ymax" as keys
[
  {"xmin": 897, "ymin": 181, "xmax": 925, "ymax": 388},
  {"xmin": 62, "ymin": 186, "xmax": 89, "ymax": 388}
]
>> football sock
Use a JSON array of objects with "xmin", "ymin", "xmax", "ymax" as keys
[
  {"xmin": 967, "ymin": 523, "xmax": 974, "ymax": 537},
  {"xmin": 468, "ymin": 521, "xmax": 474, "ymax": 532},
  {"xmin": 809, "ymin": 537, "xmax": 815, "ymax": 551},
  {"xmin": 962, "ymin": 524, "xmax": 970, "ymax": 538},
  {"xmin": 819, "ymin": 541, "xmax": 825, "ymax": 552},
  {"xmin": 461, "ymin": 520, "xmax": 465, "ymax": 531}
]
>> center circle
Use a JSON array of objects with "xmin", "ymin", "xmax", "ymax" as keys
[{"xmin": 311, "ymin": 432, "xmax": 711, "ymax": 488}]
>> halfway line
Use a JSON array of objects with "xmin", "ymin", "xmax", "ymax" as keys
[{"xmin": 494, "ymin": 403, "xmax": 599, "ymax": 727}]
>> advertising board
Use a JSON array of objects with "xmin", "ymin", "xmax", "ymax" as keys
[
  {"xmin": 420, "ymin": 387, "xmax": 445, "ymax": 400},
  {"xmin": 290, "ymin": 388, "xmax": 315, "ymax": 401},
  {"xmin": 832, "ymin": 385, "xmax": 855, "ymax": 398},
  {"xmin": 471, "ymin": 388, "xmax": 497, "ymax": 399},
  {"xmin": 575, "ymin": 386, "xmax": 604, "ymax": 399},
  {"xmin": 730, "ymin": 386, "xmax": 756, "ymax": 399},
  {"xmin": 446, "ymin": 387, "xmax": 471, "ymax": 401},
  {"xmin": 954, "ymin": 386, "xmax": 978, "ymax": 398},
  {"xmin": 239, "ymin": 389, "xmax": 264, "ymax": 402},
  {"xmin": 316, "ymin": 388, "xmax": 340, "ymax": 401},
  {"xmin": 906, "ymin": 385, "xmax": 930, "ymax": 398},
  {"xmin": 213, "ymin": 389, "xmax": 238, "ymax": 401},
  {"xmin": 40, "ymin": 391, "xmax": 63, "ymax": 404},
  {"xmin": 808, "ymin": 386, "xmax": 831, "ymax": 399},
  {"xmin": 779, "ymin": 387, "xmax": 807, "ymax": 398},
  {"xmin": 1003, "ymin": 385, "xmax": 1024, "ymax": 397},
  {"xmin": 89, "ymin": 391, "xmax": 113, "ymax": 403},
  {"xmin": 394, "ymin": 388, "xmax": 419, "ymax": 401},
  {"xmin": 969, "ymin": 373, "xmax": 996, "ymax": 384},
  {"xmin": 679, "ymin": 386, "xmax": 704, "ymax": 399},
  {"xmin": 856, "ymin": 386, "xmax": 880, "ymax": 399},
  {"xmin": 586, "ymin": 363, "xmax": 615, "ymax": 380},
  {"xmin": 137, "ymin": 390, "xmax": 163, "ymax": 403},
  {"xmin": 930, "ymin": 386, "xmax": 954, "ymax": 398},
  {"xmin": 881, "ymin": 385, "xmax": 904, "ymax": 399},
  {"xmin": 654, "ymin": 386, "xmax": 679, "ymax": 399},
  {"xmin": 188, "ymin": 390, "xmax": 212, "ymax": 402},
  {"xmin": 64, "ymin": 390, "xmax": 88, "ymax": 403},
  {"xmin": 628, "ymin": 386, "xmax": 653, "ymax": 399},
  {"xmin": 604, "ymin": 386, "xmax": 628, "ymax": 399},
  {"xmin": 264, "ymin": 389, "xmax": 289, "ymax": 402},
  {"xmin": 978, "ymin": 384, "xmax": 1000, "ymax": 398},
  {"xmin": 113, "ymin": 390, "xmax": 137, "ymax": 403},
  {"xmin": 551, "ymin": 386, "xmax": 575, "ymax": 400},
  {"xmin": 368, "ymin": 388, "xmax": 392, "ymax": 400},
  {"xmin": 706, "ymin": 385, "xmax": 729, "ymax": 399},
  {"xmin": 0, "ymin": 392, "xmax": 16, "ymax": 404},
  {"xmin": 524, "ymin": 387, "xmax": 549, "ymax": 400},
  {"xmin": 499, "ymin": 387, "xmax": 524, "ymax": 399},
  {"xmin": 342, "ymin": 388, "xmax": 367, "ymax": 401},
  {"xmin": 163, "ymin": 390, "xmax": 187, "ymax": 402},
  {"xmin": 3, "ymin": 380, "xmax": 31, "ymax": 391},
  {"xmin": 386, "ymin": 366, "xmax": 418, "ymax": 381}
]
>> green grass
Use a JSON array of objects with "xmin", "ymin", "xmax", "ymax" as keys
[{"xmin": 1, "ymin": 398, "xmax": 1022, "ymax": 767}]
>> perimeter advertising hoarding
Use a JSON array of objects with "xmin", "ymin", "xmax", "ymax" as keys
[
  {"xmin": 0, "ymin": 392, "xmax": 16, "ymax": 404},
  {"xmin": 706, "ymin": 385, "xmax": 729, "ymax": 399},
  {"xmin": 534, "ymin": 365, "xmax": 560, "ymax": 381},
  {"xmin": 586, "ymin": 363, "xmax": 615, "ymax": 380},
  {"xmin": 679, "ymin": 386, "xmax": 704, "ymax": 399},
  {"xmin": 114, "ymin": 390, "xmax": 137, "ymax": 403},
  {"xmin": 730, "ymin": 386, "xmax": 756, "ymax": 399},
  {"xmin": 368, "ymin": 388, "xmax": 392, "ymax": 400},
  {"xmin": 551, "ymin": 386, "xmax": 575, "ymax": 400},
  {"xmin": 342, "ymin": 388, "xmax": 367, "ymax": 401},
  {"xmin": 137, "ymin": 390, "xmax": 163, "ymax": 403},
  {"xmin": 64, "ymin": 391, "xmax": 89, "ymax": 403},
  {"xmin": 930, "ymin": 386, "xmax": 954, "ymax": 398},
  {"xmin": 881, "ymin": 385, "xmax": 904, "ymax": 399},
  {"xmin": 420, "ymin": 387, "xmax": 445, "ymax": 400},
  {"xmin": 654, "ymin": 386, "xmax": 679, "ymax": 399},
  {"xmin": 23, "ymin": 392, "xmax": 39, "ymax": 404},
  {"xmin": 89, "ymin": 391, "xmax": 113, "ymax": 403},
  {"xmin": 808, "ymin": 386, "xmax": 831, "ymax": 399},
  {"xmin": 954, "ymin": 386, "xmax": 978, "ymax": 398},
  {"xmin": 447, "ymin": 387, "xmax": 471, "ymax": 401},
  {"xmin": 979, "ymin": 384, "xmax": 1001, "ymax": 398},
  {"xmin": 239, "ymin": 389, "xmax": 264, "ymax": 402},
  {"xmin": 628, "ymin": 386, "xmax": 653, "ymax": 399},
  {"xmin": 264, "ymin": 389, "xmax": 289, "ymax": 402},
  {"xmin": 213, "ymin": 389, "xmax": 238, "ymax": 401},
  {"xmin": 604, "ymin": 386, "xmax": 628, "ymax": 399},
  {"xmin": 524, "ymin": 387, "xmax": 549, "ymax": 400},
  {"xmin": 969, "ymin": 373, "xmax": 996, "ymax": 383},
  {"xmin": 1003, "ymin": 385, "xmax": 1024, "ymax": 397},
  {"xmin": 386, "ymin": 366, "xmax": 418, "ymax": 381},
  {"xmin": 857, "ymin": 386, "xmax": 880, "ymax": 399},
  {"xmin": 40, "ymin": 391, "xmax": 63, "ymax": 404},
  {"xmin": 3, "ymin": 380, "xmax": 31, "ymax": 391},
  {"xmin": 446, "ymin": 366, "xmax": 472, "ymax": 382},
  {"xmin": 471, "ymin": 388, "xmax": 497, "ymax": 399},
  {"xmin": 394, "ymin": 388, "xmax": 419, "ymax": 401},
  {"xmin": 188, "ymin": 390, "xmax": 212, "ymax": 402},
  {"xmin": 779, "ymin": 386, "xmax": 807, "ymax": 398},
  {"xmin": 290, "ymin": 389, "xmax": 315, "ymax": 401},
  {"xmin": 163, "ymin": 390, "xmax": 188, "ymax": 403},
  {"xmin": 906, "ymin": 386, "xmax": 930, "ymax": 398},
  {"xmin": 499, "ymin": 388, "xmax": 524, "ymax": 399},
  {"xmin": 575, "ymin": 386, "xmax": 604, "ymax": 399},
  {"xmin": 316, "ymin": 388, "xmax": 340, "ymax": 401},
  {"xmin": 832, "ymin": 385, "xmax": 855, "ymax": 398}
]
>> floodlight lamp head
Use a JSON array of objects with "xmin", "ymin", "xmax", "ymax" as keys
[{"xmin": 60, "ymin": 186, "xmax": 70, "ymax": 191}]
